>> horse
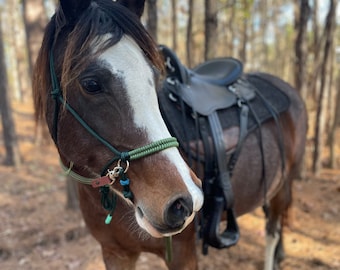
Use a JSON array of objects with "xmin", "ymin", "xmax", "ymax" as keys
[{"xmin": 32, "ymin": 1, "xmax": 307, "ymax": 270}]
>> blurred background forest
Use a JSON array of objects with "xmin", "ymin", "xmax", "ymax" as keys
[
  {"xmin": 0, "ymin": 0, "xmax": 339, "ymax": 174},
  {"xmin": 0, "ymin": 1, "xmax": 339, "ymax": 270}
]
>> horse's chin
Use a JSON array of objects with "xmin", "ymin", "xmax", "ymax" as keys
[{"xmin": 135, "ymin": 211, "xmax": 196, "ymax": 238}]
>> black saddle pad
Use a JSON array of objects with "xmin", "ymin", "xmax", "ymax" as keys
[{"xmin": 158, "ymin": 73, "xmax": 290, "ymax": 152}]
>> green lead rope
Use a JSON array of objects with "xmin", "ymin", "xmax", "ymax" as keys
[{"xmin": 165, "ymin": 236, "xmax": 173, "ymax": 262}]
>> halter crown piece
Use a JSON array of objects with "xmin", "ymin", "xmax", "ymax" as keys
[{"xmin": 49, "ymin": 50, "xmax": 179, "ymax": 224}]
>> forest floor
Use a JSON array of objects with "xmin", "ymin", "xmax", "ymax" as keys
[{"xmin": 0, "ymin": 101, "xmax": 339, "ymax": 270}]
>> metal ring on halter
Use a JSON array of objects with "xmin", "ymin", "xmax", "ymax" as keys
[
  {"xmin": 107, "ymin": 159, "xmax": 130, "ymax": 185},
  {"xmin": 117, "ymin": 159, "xmax": 130, "ymax": 173}
]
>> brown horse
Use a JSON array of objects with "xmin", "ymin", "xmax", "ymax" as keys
[{"xmin": 32, "ymin": 0, "xmax": 307, "ymax": 269}]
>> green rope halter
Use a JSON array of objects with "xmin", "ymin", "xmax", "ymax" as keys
[
  {"xmin": 50, "ymin": 49, "xmax": 178, "ymax": 174},
  {"xmin": 50, "ymin": 50, "xmax": 179, "ymax": 226}
]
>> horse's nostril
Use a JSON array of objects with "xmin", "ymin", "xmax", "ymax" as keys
[{"xmin": 164, "ymin": 196, "xmax": 193, "ymax": 229}]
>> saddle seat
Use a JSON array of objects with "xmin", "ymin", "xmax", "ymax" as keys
[
  {"xmin": 159, "ymin": 44, "xmax": 243, "ymax": 86},
  {"xmin": 159, "ymin": 45, "xmax": 253, "ymax": 116},
  {"xmin": 193, "ymin": 58, "xmax": 243, "ymax": 86}
]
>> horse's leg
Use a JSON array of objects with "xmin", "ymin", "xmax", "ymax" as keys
[
  {"xmin": 101, "ymin": 245, "xmax": 140, "ymax": 270},
  {"xmin": 264, "ymin": 180, "xmax": 292, "ymax": 270},
  {"xmin": 166, "ymin": 222, "xmax": 198, "ymax": 270},
  {"xmin": 264, "ymin": 211, "xmax": 282, "ymax": 270}
]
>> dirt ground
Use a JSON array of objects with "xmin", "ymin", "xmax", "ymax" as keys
[{"xmin": 0, "ymin": 102, "xmax": 339, "ymax": 270}]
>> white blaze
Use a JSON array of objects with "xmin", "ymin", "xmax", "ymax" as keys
[{"xmin": 98, "ymin": 35, "xmax": 203, "ymax": 215}]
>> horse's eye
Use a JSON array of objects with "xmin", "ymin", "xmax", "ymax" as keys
[{"xmin": 81, "ymin": 79, "xmax": 102, "ymax": 94}]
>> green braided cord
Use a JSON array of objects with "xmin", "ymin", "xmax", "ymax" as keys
[
  {"xmin": 58, "ymin": 96, "xmax": 178, "ymax": 162},
  {"xmin": 59, "ymin": 137, "xmax": 179, "ymax": 185},
  {"xmin": 128, "ymin": 137, "xmax": 179, "ymax": 160}
]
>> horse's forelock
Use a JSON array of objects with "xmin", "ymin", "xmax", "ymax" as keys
[
  {"xmin": 33, "ymin": 0, "xmax": 163, "ymax": 124},
  {"xmin": 60, "ymin": 6, "xmax": 120, "ymax": 93},
  {"xmin": 60, "ymin": 1, "xmax": 163, "ymax": 94}
]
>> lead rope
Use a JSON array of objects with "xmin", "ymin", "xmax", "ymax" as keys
[{"xmin": 165, "ymin": 236, "xmax": 173, "ymax": 262}]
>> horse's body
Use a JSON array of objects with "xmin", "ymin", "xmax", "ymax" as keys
[{"xmin": 33, "ymin": 1, "xmax": 307, "ymax": 269}]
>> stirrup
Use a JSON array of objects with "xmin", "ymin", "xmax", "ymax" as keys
[{"xmin": 202, "ymin": 196, "xmax": 240, "ymax": 254}]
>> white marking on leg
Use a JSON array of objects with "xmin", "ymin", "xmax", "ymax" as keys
[{"xmin": 264, "ymin": 226, "xmax": 280, "ymax": 270}]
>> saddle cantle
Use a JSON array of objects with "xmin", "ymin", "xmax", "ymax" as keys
[
  {"xmin": 193, "ymin": 57, "xmax": 243, "ymax": 86},
  {"xmin": 158, "ymin": 45, "xmax": 290, "ymax": 254}
]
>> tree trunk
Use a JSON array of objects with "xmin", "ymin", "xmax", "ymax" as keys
[
  {"xmin": 259, "ymin": 0, "xmax": 269, "ymax": 68},
  {"xmin": 0, "ymin": 14, "xmax": 21, "ymax": 167},
  {"xmin": 326, "ymin": 45, "xmax": 336, "ymax": 142},
  {"xmin": 204, "ymin": 0, "xmax": 217, "ymax": 60},
  {"xmin": 146, "ymin": 0, "xmax": 158, "ymax": 41},
  {"xmin": 311, "ymin": 0, "xmax": 320, "ymax": 60},
  {"xmin": 2, "ymin": 1, "xmax": 29, "ymax": 102},
  {"xmin": 294, "ymin": 0, "xmax": 310, "ymax": 100},
  {"xmin": 238, "ymin": 0, "xmax": 251, "ymax": 64},
  {"xmin": 22, "ymin": 0, "xmax": 48, "ymax": 77},
  {"xmin": 312, "ymin": 0, "xmax": 338, "ymax": 174},
  {"xmin": 227, "ymin": 3, "xmax": 236, "ymax": 57},
  {"xmin": 171, "ymin": 0, "xmax": 177, "ymax": 51},
  {"xmin": 329, "ymin": 74, "xmax": 340, "ymax": 169},
  {"xmin": 186, "ymin": 0, "xmax": 194, "ymax": 67},
  {"xmin": 309, "ymin": 0, "xmax": 322, "ymax": 101}
]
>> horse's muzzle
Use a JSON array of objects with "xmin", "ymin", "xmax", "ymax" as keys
[{"xmin": 135, "ymin": 195, "xmax": 196, "ymax": 238}]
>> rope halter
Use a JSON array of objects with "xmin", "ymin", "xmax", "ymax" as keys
[{"xmin": 49, "ymin": 51, "xmax": 179, "ymax": 223}]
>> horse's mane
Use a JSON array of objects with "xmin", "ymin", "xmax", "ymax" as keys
[{"xmin": 33, "ymin": 0, "xmax": 163, "ymax": 124}]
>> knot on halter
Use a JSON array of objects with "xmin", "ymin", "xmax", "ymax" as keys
[
  {"xmin": 120, "ymin": 152, "xmax": 130, "ymax": 162},
  {"xmin": 51, "ymin": 87, "xmax": 61, "ymax": 99},
  {"xmin": 120, "ymin": 174, "xmax": 133, "ymax": 200}
]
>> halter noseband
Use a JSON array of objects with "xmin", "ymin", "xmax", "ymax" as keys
[{"xmin": 49, "ymin": 50, "xmax": 179, "ymax": 222}]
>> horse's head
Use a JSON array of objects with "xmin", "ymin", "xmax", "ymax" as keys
[{"xmin": 33, "ymin": 0, "xmax": 203, "ymax": 238}]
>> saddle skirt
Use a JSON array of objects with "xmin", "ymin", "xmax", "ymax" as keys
[{"xmin": 159, "ymin": 71, "xmax": 290, "ymax": 160}]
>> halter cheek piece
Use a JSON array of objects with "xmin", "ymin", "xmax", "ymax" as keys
[{"xmin": 49, "ymin": 51, "xmax": 179, "ymax": 224}]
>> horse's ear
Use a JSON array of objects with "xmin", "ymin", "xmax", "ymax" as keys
[
  {"xmin": 59, "ymin": 0, "xmax": 91, "ymax": 23},
  {"xmin": 117, "ymin": 0, "xmax": 145, "ymax": 19}
]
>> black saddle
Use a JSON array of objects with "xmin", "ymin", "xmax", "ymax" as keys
[
  {"xmin": 159, "ymin": 45, "xmax": 251, "ymax": 116},
  {"xmin": 161, "ymin": 44, "xmax": 242, "ymax": 86},
  {"xmin": 158, "ymin": 45, "xmax": 290, "ymax": 254}
]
